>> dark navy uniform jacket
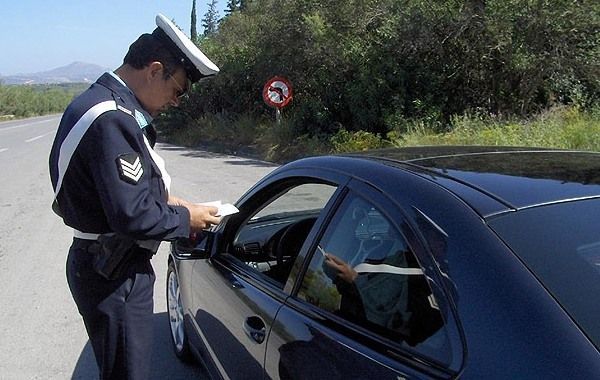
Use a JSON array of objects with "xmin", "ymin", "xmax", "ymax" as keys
[{"xmin": 49, "ymin": 72, "xmax": 190, "ymax": 240}]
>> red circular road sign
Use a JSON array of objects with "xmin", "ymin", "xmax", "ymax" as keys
[{"xmin": 263, "ymin": 76, "xmax": 293, "ymax": 109}]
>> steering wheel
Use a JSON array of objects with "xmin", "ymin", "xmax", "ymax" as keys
[{"xmin": 276, "ymin": 218, "xmax": 316, "ymax": 267}]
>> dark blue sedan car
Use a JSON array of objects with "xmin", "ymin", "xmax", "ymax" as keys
[{"xmin": 167, "ymin": 146, "xmax": 600, "ymax": 379}]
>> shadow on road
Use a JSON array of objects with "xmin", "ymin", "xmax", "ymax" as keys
[
  {"xmin": 157, "ymin": 143, "xmax": 278, "ymax": 169},
  {"xmin": 70, "ymin": 312, "xmax": 206, "ymax": 379}
]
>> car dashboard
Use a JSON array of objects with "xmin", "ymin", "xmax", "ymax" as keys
[{"xmin": 230, "ymin": 211, "xmax": 320, "ymax": 284}]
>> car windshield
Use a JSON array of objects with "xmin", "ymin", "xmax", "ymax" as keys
[{"xmin": 488, "ymin": 198, "xmax": 600, "ymax": 349}]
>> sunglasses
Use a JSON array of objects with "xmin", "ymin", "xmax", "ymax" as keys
[{"xmin": 169, "ymin": 74, "xmax": 189, "ymax": 99}]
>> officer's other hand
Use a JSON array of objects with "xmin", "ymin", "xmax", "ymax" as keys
[
  {"xmin": 168, "ymin": 195, "xmax": 191, "ymax": 208},
  {"xmin": 188, "ymin": 204, "xmax": 221, "ymax": 232}
]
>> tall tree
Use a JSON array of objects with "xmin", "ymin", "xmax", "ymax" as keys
[
  {"xmin": 201, "ymin": 0, "xmax": 220, "ymax": 37},
  {"xmin": 191, "ymin": 0, "xmax": 198, "ymax": 41},
  {"xmin": 225, "ymin": 0, "xmax": 240, "ymax": 14}
]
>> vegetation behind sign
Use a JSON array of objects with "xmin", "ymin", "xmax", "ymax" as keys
[{"xmin": 157, "ymin": 0, "xmax": 599, "ymax": 162}]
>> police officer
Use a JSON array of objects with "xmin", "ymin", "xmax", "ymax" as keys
[{"xmin": 49, "ymin": 14, "xmax": 220, "ymax": 379}]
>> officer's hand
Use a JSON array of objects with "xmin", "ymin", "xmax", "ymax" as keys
[
  {"xmin": 188, "ymin": 204, "xmax": 221, "ymax": 232},
  {"xmin": 168, "ymin": 195, "xmax": 191, "ymax": 208}
]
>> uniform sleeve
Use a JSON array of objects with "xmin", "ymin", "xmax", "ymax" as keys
[{"xmin": 80, "ymin": 111, "xmax": 190, "ymax": 240}]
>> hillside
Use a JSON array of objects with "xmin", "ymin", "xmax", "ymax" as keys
[{"xmin": 0, "ymin": 62, "xmax": 109, "ymax": 85}]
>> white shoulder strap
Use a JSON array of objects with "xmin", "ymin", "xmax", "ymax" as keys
[
  {"xmin": 53, "ymin": 100, "xmax": 171, "ymax": 216},
  {"xmin": 142, "ymin": 134, "xmax": 171, "ymax": 195},
  {"xmin": 54, "ymin": 100, "xmax": 117, "ymax": 199}
]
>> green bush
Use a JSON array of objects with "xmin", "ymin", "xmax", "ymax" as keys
[
  {"xmin": 161, "ymin": 112, "xmax": 263, "ymax": 155},
  {"xmin": 330, "ymin": 129, "xmax": 390, "ymax": 153},
  {"xmin": 252, "ymin": 114, "xmax": 332, "ymax": 162}
]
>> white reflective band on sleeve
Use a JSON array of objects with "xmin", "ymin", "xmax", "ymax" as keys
[
  {"xmin": 353, "ymin": 263, "xmax": 424, "ymax": 276},
  {"xmin": 54, "ymin": 100, "xmax": 117, "ymax": 199},
  {"xmin": 142, "ymin": 134, "xmax": 171, "ymax": 195},
  {"xmin": 73, "ymin": 229, "xmax": 101, "ymax": 240}
]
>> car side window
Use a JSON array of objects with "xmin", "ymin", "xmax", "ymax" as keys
[
  {"xmin": 231, "ymin": 182, "xmax": 337, "ymax": 288},
  {"xmin": 297, "ymin": 192, "xmax": 451, "ymax": 363}
]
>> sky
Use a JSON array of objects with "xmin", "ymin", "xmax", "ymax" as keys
[{"xmin": 0, "ymin": 0, "xmax": 226, "ymax": 75}]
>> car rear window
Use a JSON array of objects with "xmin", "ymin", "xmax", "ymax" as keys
[{"xmin": 489, "ymin": 198, "xmax": 600, "ymax": 349}]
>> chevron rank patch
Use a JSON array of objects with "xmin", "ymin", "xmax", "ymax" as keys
[{"xmin": 116, "ymin": 153, "xmax": 144, "ymax": 184}]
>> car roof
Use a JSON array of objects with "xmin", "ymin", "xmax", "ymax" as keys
[{"xmin": 292, "ymin": 146, "xmax": 600, "ymax": 218}]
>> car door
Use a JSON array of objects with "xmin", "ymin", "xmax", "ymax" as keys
[
  {"xmin": 187, "ymin": 173, "xmax": 345, "ymax": 379},
  {"xmin": 264, "ymin": 178, "xmax": 462, "ymax": 379}
]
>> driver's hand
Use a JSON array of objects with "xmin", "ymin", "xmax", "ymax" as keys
[{"xmin": 324, "ymin": 254, "xmax": 358, "ymax": 283}]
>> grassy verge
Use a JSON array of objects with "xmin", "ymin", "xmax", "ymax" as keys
[
  {"xmin": 160, "ymin": 106, "xmax": 600, "ymax": 163},
  {"xmin": 392, "ymin": 106, "xmax": 600, "ymax": 151}
]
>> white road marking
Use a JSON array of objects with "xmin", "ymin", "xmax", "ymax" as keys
[
  {"xmin": 25, "ymin": 135, "xmax": 46, "ymax": 142},
  {"xmin": 0, "ymin": 118, "xmax": 59, "ymax": 132},
  {"xmin": 25, "ymin": 129, "xmax": 57, "ymax": 143},
  {"xmin": 0, "ymin": 148, "xmax": 8, "ymax": 153}
]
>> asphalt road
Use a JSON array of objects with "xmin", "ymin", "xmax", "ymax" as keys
[{"xmin": 0, "ymin": 115, "xmax": 277, "ymax": 379}]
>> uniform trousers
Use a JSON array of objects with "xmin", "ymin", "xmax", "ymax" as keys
[{"xmin": 66, "ymin": 238, "xmax": 155, "ymax": 380}]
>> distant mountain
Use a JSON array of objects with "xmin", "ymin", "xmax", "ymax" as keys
[{"xmin": 0, "ymin": 62, "xmax": 109, "ymax": 85}]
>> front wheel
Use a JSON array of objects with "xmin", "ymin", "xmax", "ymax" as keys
[{"xmin": 167, "ymin": 260, "xmax": 192, "ymax": 362}]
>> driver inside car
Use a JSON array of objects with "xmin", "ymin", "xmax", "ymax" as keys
[{"xmin": 321, "ymin": 237, "xmax": 444, "ymax": 346}]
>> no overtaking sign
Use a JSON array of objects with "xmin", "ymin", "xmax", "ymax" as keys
[{"xmin": 263, "ymin": 76, "xmax": 293, "ymax": 109}]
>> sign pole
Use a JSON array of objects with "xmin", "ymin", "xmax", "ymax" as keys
[{"xmin": 276, "ymin": 109, "xmax": 281, "ymax": 125}]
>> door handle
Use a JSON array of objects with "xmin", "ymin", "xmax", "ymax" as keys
[{"xmin": 243, "ymin": 316, "xmax": 266, "ymax": 344}]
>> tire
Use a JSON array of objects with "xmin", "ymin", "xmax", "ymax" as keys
[{"xmin": 167, "ymin": 260, "xmax": 193, "ymax": 362}]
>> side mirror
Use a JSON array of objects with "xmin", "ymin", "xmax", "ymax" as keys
[{"xmin": 171, "ymin": 231, "xmax": 217, "ymax": 260}]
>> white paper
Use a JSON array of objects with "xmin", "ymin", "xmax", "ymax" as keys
[
  {"xmin": 198, "ymin": 200, "xmax": 239, "ymax": 217},
  {"xmin": 215, "ymin": 203, "xmax": 239, "ymax": 217}
]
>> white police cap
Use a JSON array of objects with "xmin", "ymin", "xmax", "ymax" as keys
[{"xmin": 152, "ymin": 13, "xmax": 219, "ymax": 82}]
